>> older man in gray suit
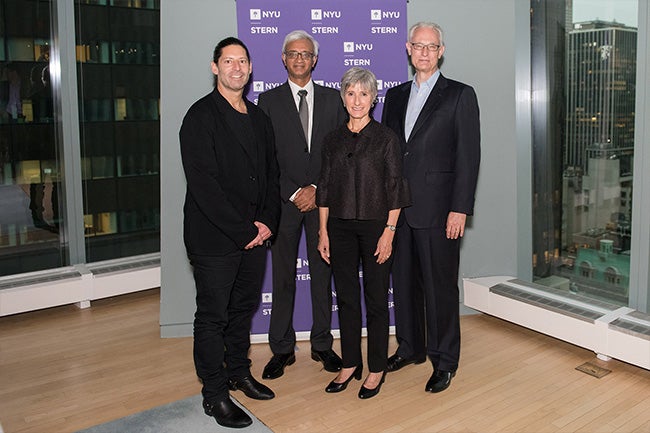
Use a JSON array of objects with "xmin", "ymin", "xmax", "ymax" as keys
[{"xmin": 258, "ymin": 30, "xmax": 347, "ymax": 379}]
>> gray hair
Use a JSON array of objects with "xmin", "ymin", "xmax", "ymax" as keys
[
  {"xmin": 408, "ymin": 22, "xmax": 445, "ymax": 46},
  {"xmin": 282, "ymin": 30, "xmax": 319, "ymax": 56},
  {"xmin": 340, "ymin": 67, "xmax": 378, "ymax": 101}
]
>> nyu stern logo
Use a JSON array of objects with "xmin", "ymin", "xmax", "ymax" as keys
[
  {"xmin": 253, "ymin": 81, "xmax": 282, "ymax": 93},
  {"xmin": 314, "ymin": 80, "xmax": 341, "ymax": 89},
  {"xmin": 382, "ymin": 80, "xmax": 402, "ymax": 90},
  {"xmin": 343, "ymin": 41, "xmax": 374, "ymax": 53},
  {"xmin": 370, "ymin": 9, "xmax": 401, "ymax": 20},
  {"xmin": 249, "ymin": 8, "xmax": 281, "ymax": 20},
  {"xmin": 311, "ymin": 9, "xmax": 341, "ymax": 20}
]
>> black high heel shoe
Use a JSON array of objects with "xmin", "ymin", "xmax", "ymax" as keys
[
  {"xmin": 325, "ymin": 365, "xmax": 363, "ymax": 393},
  {"xmin": 358, "ymin": 371, "xmax": 386, "ymax": 399}
]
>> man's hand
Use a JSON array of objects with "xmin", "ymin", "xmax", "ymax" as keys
[
  {"xmin": 254, "ymin": 221, "xmax": 272, "ymax": 241},
  {"xmin": 293, "ymin": 185, "xmax": 317, "ymax": 212},
  {"xmin": 446, "ymin": 212, "xmax": 467, "ymax": 239},
  {"xmin": 244, "ymin": 221, "xmax": 272, "ymax": 249}
]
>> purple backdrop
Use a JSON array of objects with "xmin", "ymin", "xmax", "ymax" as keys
[{"xmin": 236, "ymin": 0, "xmax": 408, "ymax": 336}]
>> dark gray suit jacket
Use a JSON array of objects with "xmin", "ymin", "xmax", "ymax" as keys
[
  {"xmin": 382, "ymin": 74, "xmax": 480, "ymax": 229},
  {"xmin": 258, "ymin": 81, "xmax": 347, "ymax": 202}
]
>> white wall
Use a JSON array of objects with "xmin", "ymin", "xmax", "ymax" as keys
[
  {"xmin": 412, "ymin": 0, "xmax": 532, "ymax": 288},
  {"xmin": 160, "ymin": 0, "xmax": 238, "ymax": 336}
]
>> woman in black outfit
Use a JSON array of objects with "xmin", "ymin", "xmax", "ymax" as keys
[{"xmin": 316, "ymin": 67, "xmax": 410, "ymax": 399}]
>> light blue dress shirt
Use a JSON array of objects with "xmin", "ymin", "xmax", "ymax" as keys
[{"xmin": 404, "ymin": 70, "xmax": 440, "ymax": 141}]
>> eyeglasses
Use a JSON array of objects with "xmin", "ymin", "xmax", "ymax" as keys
[
  {"xmin": 409, "ymin": 42, "xmax": 441, "ymax": 52},
  {"xmin": 284, "ymin": 51, "xmax": 315, "ymax": 60}
]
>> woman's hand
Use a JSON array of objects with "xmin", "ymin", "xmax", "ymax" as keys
[
  {"xmin": 318, "ymin": 230, "xmax": 331, "ymax": 265},
  {"xmin": 374, "ymin": 229, "xmax": 394, "ymax": 264},
  {"xmin": 318, "ymin": 207, "xmax": 331, "ymax": 264}
]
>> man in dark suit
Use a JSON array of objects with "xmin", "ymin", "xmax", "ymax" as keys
[
  {"xmin": 258, "ymin": 30, "xmax": 347, "ymax": 379},
  {"xmin": 180, "ymin": 37, "xmax": 280, "ymax": 429},
  {"xmin": 382, "ymin": 22, "xmax": 480, "ymax": 393}
]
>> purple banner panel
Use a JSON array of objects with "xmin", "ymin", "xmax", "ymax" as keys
[{"xmin": 236, "ymin": 0, "xmax": 408, "ymax": 336}]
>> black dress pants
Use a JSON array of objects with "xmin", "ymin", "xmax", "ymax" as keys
[
  {"xmin": 328, "ymin": 218, "xmax": 390, "ymax": 373},
  {"xmin": 269, "ymin": 202, "xmax": 333, "ymax": 354},
  {"xmin": 392, "ymin": 225, "xmax": 461, "ymax": 372},
  {"xmin": 189, "ymin": 247, "xmax": 266, "ymax": 403}
]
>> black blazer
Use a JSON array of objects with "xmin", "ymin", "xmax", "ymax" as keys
[
  {"xmin": 180, "ymin": 88, "xmax": 280, "ymax": 255},
  {"xmin": 257, "ymin": 81, "xmax": 347, "ymax": 202},
  {"xmin": 382, "ymin": 74, "xmax": 480, "ymax": 229},
  {"xmin": 316, "ymin": 120, "xmax": 410, "ymax": 220}
]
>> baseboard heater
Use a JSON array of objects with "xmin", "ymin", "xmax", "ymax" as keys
[
  {"xmin": 463, "ymin": 276, "xmax": 650, "ymax": 371},
  {"xmin": 0, "ymin": 253, "xmax": 161, "ymax": 316}
]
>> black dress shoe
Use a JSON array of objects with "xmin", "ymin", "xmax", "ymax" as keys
[
  {"xmin": 425, "ymin": 370, "xmax": 456, "ymax": 393},
  {"xmin": 358, "ymin": 371, "xmax": 386, "ymax": 399},
  {"xmin": 386, "ymin": 353, "xmax": 426, "ymax": 372},
  {"xmin": 228, "ymin": 376, "xmax": 275, "ymax": 400},
  {"xmin": 262, "ymin": 352, "xmax": 296, "ymax": 379},
  {"xmin": 325, "ymin": 364, "xmax": 362, "ymax": 393},
  {"xmin": 311, "ymin": 349, "xmax": 343, "ymax": 372},
  {"xmin": 203, "ymin": 398, "xmax": 252, "ymax": 428}
]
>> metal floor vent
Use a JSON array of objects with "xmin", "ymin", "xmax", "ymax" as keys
[
  {"xmin": 609, "ymin": 311, "xmax": 650, "ymax": 341},
  {"xmin": 0, "ymin": 270, "xmax": 83, "ymax": 290},
  {"xmin": 508, "ymin": 278, "xmax": 622, "ymax": 312},
  {"xmin": 490, "ymin": 280, "xmax": 610, "ymax": 323},
  {"xmin": 88, "ymin": 257, "xmax": 160, "ymax": 276}
]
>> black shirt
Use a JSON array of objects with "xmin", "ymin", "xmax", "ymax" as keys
[{"xmin": 317, "ymin": 119, "xmax": 410, "ymax": 220}]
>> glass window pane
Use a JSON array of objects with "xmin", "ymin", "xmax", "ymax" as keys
[
  {"xmin": 0, "ymin": 0, "xmax": 66, "ymax": 276},
  {"xmin": 75, "ymin": 1, "xmax": 160, "ymax": 262},
  {"xmin": 531, "ymin": 0, "xmax": 637, "ymax": 306}
]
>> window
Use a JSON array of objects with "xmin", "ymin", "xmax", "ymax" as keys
[
  {"xmin": 579, "ymin": 261, "xmax": 594, "ymax": 279},
  {"xmin": 531, "ymin": 0, "xmax": 637, "ymax": 306},
  {"xmin": 75, "ymin": 0, "xmax": 160, "ymax": 261},
  {"xmin": 0, "ymin": 0, "xmax": 65, "ymax": 275},
  {"xmin": 604, "ymin": 266, "xmax": 621, "ymax": 285},
  {"xmin": 0, "ymin": 0, "xmax": 160, "ymax": 278}
]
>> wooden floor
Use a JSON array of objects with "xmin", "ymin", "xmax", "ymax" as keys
[{"xmin": 1, "ymin": 288, "xmax": 650, "ymax": 433}]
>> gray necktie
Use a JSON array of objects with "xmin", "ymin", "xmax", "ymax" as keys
[{"xmin": 298, "ymin": 89, "xmax": 309, "ymax": 142}]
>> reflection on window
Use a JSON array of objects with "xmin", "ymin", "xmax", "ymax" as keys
[
  {"xmin": 0, "ymin": 0, "xmax": 65, "ymax": 276},
  {"xmin": 531, "ymin": 0, "xmax": 637, "ymax": 306},
  {"xmin": 0, "ymin": 0, "xmax": 160, "ymax": 277}
]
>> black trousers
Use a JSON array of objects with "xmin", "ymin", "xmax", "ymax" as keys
[
  {"xmin": 189, "ymin": 247, "xmax": 266, "ymax": 403},
  {"xmin": 392, "ymin": 225, "xmax": 461, "ymax": 372},
  {"xmin": 328, "ymin": 218, "xmax": 390, "ymax": 373},
  {"xmin": 269, "ymin": 202, "xmax": 333, "ymax": 354}
]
